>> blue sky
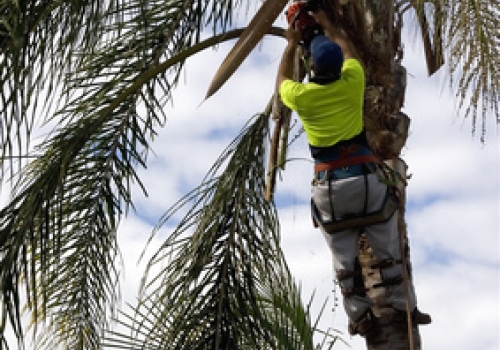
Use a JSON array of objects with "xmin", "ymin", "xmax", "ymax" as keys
[{"xmin": 1, "ymin": 2, "xmax": 499, "ymax": 349}]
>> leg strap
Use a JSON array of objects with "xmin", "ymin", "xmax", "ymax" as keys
[
  {"xmin": 373, "ymin": 276, "xmax": 403, "ymax": 289},
  {"xmin": 337, "ymin": 269, "xmax": 361, "ymax": 281},
  {"xmin": 371, "ymin": 258, "xmax": 403, "ymax": 269},
  {"xmin": 371, "ymin": 258, "xmax": 404, "ymax": 289},
  {"xmin": 348, "ymin": 308, "xmax": 376, "ymax": 337},
  {"xmin": 339, "ymin": 286, "xmax": 368, "ymax": 298},
  {"xmin": 337, "ymin": 269, "xmax": 367, "ymax": 297}
]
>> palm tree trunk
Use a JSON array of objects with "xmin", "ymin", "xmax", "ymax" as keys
[
  {"xmin": 358, "ymin": 157, "xmax": 422, "ymax": 350},
  {"xmin": 361, "ymin": 35, "xmax": 422, "ymax": 350}
]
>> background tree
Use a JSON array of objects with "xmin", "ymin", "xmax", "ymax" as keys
[{"xmin": 0, "ymin": 0, "xmax": 498, "ymax": 350}]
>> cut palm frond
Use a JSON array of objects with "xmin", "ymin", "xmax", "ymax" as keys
[{"xmin": 205, "ymin": 0, "xmax": 289, "ymax": 99}]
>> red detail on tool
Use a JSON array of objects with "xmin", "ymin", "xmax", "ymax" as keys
[{"xmin": 286, "ymin": 1, "xmax": 317, "ymax": 31}]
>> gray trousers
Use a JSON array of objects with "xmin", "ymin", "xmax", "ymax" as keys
[{"xmin": 312, "ymin": 173, "xmax": 416, "ymax": 322}]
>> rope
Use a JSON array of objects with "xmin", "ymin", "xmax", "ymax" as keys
[{"xmin": 398, "ymin": 226, "xmax": 415, "ymax": 350}]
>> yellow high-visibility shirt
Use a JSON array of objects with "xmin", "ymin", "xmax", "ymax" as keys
[{"xmin": 279, "ymin": 58, "xmax": 365, "ymax": 148}]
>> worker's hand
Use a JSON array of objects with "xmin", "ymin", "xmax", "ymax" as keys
[
  {"xmin": 285, "ymin": 22, "xmax": 301, "ymax": 46},
  {"xmin": 309, "ymin": 9, "xmax": 333, "ymax": 31}
]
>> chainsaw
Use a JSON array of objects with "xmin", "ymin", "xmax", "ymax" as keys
[{"xmin": 285, "ymin": 0, "xmax": 325, "ymax": 47}]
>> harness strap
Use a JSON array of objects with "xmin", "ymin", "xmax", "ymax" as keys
[
  {"xmin": 371, "ymin": 258, "xmax": 403, "ymax": 269},
  {"xmin": 310, "ymin": 186, "xmax": 400, "ymax": 234},
  {"xmin": 341, "ymin": 286, "xmax": 368, "ymax": 298},
  {"xmin": 337, "ymin": 269, "xmax": 361, "ymax": 281},
  {"xmin": 372, "ymin": 276, "xmax": 404, "ymax": 289},
  {"xmin": 314, "ymin": 155, "xmax": 380, "ymax": 173}
]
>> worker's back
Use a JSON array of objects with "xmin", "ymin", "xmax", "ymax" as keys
[{"xmin": 279, "ymin": 57, "xmax": 365, "ymax": 149}]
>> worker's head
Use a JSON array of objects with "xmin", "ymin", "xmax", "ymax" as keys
[{"xmin": 310, "ymin": 35, "xmax": 343, "ymax": 78}]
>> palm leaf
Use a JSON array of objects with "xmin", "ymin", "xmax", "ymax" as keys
[
  {"xmin": 407, "ymin": 0, "xmax": 498, "ymax": 138},
  {"xmin": 0, "ymin": 0, "xmax": 121, "ymax": 178},
  {"xmin": 103, "ymin": 111, "xmax": 337, "ymax": 350},
  {"xmin": 412, "ymin": 1, "xmax": 445, "ymax": 75},
  {"xmin": 441, "ymin": 0, "xmax": 499, "ymax": 138},
  {"xmin": 0, "ymin": 1, "xmax": 258, "ymax": 348}
]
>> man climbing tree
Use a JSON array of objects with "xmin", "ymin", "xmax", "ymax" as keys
[{"xmin": 275, "ymin": 5, "xmax": 431, "ymax": 342}]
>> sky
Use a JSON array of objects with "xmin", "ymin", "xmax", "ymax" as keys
[{"xmin": 2, "ymin": 3, "xmax": 499, "ymax": 350}]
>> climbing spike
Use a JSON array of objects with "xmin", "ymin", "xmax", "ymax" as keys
[{"xmin": 205, "ymin": 0, "xmax": 289, "ymax": 100}]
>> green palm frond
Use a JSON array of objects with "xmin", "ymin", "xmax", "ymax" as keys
[
  {"xmin": 0, "ymin": 0, "xmax": 120, "ymax": 175},
  {"xmin": 0, "ymin": 0, "xmax": 240, "ymax": 176},
  {"xmin": 411, "ymin": 0, "xmax": 499, "ymax": 138},
  {"xmin": 0, "ymin": 1, "xmax": 255, "ymax": 348},
  {"xmin": 0, "ymin": 87, "xmax": 151, "ymax": 349},
  {"xmin": 103, "ymin": 110, "xmax": 336, "ymax": 350},
  {"xmin": 257, "ymin": 273, "xmax": 345, "ymax": 350},
  {"xmin": 127, "ymin": 112, "xmax": 279, "ymax": 350},
  {"xmin": 442, "ymin": 0, "xmax": 499, "ymax": 138}
]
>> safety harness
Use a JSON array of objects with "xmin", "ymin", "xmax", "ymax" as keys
[{"xmin": 310, "ymin": 143, "xmax": 400, "ymax": 234}]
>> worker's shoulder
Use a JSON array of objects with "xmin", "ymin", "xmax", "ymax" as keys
[
  {"xmin": 342, "ymin": 58, "xmax": 365, "ymax": 82},
  {"xmin": 343, "ymin": 58, "xmax": 364, "ymax": 71},
  {"xmin": 280, "ymin": 78, "xmax": 308, "ymax": 94}
]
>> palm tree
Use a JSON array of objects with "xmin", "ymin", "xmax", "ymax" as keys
[{"xmin": 0, "ymin": 1, "xmax": 497, "ymax": 350}]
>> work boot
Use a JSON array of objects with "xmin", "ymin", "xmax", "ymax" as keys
[
  {"xmin": 392, "ymin": 307, "xmax": 432, "ymax": 325},
  {"xmin": 348, "ymin": 309, "xmax": 375, "ymax": 336},
  {"xmin": 413, "ymin": 307, "xmax": 432, "ymax": 325}
]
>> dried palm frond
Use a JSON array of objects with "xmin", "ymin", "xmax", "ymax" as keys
[{"xmin": 206, "ymin": 0, "xmax": 289, "ymax": 99}]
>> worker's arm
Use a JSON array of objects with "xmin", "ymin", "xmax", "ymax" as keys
[
  {"xmin": 310, "ymin": 10, "xmax": 358, "ymax": 60},
  {"xmin": 276, "ymin": 24, "xmax": 301, "ymax": 89}
]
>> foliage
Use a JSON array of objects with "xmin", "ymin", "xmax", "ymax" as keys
[
  {"xmin": 0, "ymin": 0, "xmax": 247, "ymax": 348},
  {"xmin": 441, "ymin": 0, "xmax": 499, "ymax": 138},
  {"xmin": 406, "ymin": 0, "xmax": 499, "ymax": 140},
  {"xmin": 102, "ymin": 113, "xmax": 339, "ymax": 350}
]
